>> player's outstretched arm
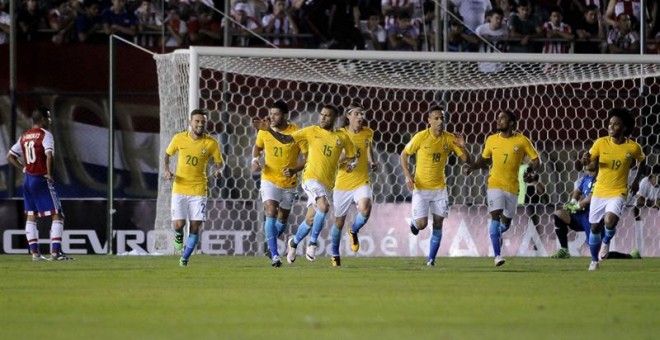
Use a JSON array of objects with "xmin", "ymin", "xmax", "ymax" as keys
[
  {"xmin": 251, "ymin": 118, "xmax": 294, "ymax": 144},
  {"xmin": 464, "ymin": 156, "xmax": 490, "ymax": 175}
]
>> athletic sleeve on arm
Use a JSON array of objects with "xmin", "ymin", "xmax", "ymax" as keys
[
  {"xmin": 165, "ymin": 134, "xmax": 178, "ymax": 156},
  {"xmin": 482, "ymin": 135, "xmax": 493, "ymax": 159},
  {"xmin": 403, "ymin": 132, "xmax": 421, "ymax": 155},
  {"xmin": 255, "ymin": 131, "xmax": 265, "ymax": 148}
]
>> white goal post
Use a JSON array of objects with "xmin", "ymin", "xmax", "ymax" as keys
[{"xmin": 153, "ymin": 47, "xmax": 660, "ymax": 258}]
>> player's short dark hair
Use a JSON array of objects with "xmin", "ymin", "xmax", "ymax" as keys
[
  {"xmin": 190, "ymin": 108, "xmax": 209, "ymax": 118},
  {"xmin": 272, "ymin": 100, "xmax": 289, "ymax": 114},
  {"xmin": 503, "ymin": 110, "xmax": 517, "ymax": 125},
  {"xmin": 429, "ymin": 106, "xmax": 445, "ymax": 114},
  {"xmin": 608, "ymin": 107, "xmax": 635, "ymax": 136},
  {"xmin": 32, "ymin": 107, "xmax": 50, "ymax": 124},
  {"xmin": 323, "ymin": 104, "xmax": 339, "ymax": 117},
  {"xmin": 550, "ymin": 6, "xmax": 563, "ymax": 16}
]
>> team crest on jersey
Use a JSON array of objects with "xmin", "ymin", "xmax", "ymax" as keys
[
  {"xmin": 336, "ymin": 138, "xmax": 342, "ymax": 147},
  {"xmin": 513, "ymin": 146, "xmax": 520, "ymax": 153},
  {"xmin": 443, "ymin": 143, "xmax": 449, "ymax": 151},
  {"xmin": 201, "ymin": 148, "xmax": 207, "ymax": 155},
  {"xmin": 626, "ymin": 152, "xmax": 631, "ymax": 159}
]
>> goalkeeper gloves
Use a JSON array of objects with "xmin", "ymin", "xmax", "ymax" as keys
[{"xmin": 563, "ymin": 199, "xmax": 580, "ymax": 214}]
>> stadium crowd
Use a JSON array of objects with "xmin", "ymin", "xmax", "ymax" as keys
[{"xmin": 1, "ymin": 0, "xmax": 660, "ymax": 53}]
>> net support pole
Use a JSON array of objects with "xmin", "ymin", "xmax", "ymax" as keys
[
  {"xmin": 189, "ymin": 47, "xmax": 200, "ymax": 112},
  {"xmin": 107, "ymin": 35, "xmax": 116, "ymax": 255}
]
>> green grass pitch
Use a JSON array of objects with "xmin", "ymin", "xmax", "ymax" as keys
[{"xmin": 1, "ymin": 255, "xmax": 659, "ymax": 339}]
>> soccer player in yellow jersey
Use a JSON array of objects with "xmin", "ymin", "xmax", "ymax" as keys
[
  {"xmin": 164, "ymin": 109, "xmax": 223, "ymax": 267},
  {"xmin": 465, "ymin": 111, "xmax": 540, "ymax": 267},
  {"xmin": 253, "ymin": 105, "xmax": 356, "ymax": 264},
  {"xmin": 582, "ymin": 108, "xmax": 646, "ymax": 271},
  {"xmin": 400, "ymin": 106, "xmax": 471, "ymax": 266},
  {"xmin": 251, "ymin": 101, "xmax": 307, "ymax": 267},
  {"xmin": 331, "ymin": 103, "xmax": 378, "ymax": 266}
]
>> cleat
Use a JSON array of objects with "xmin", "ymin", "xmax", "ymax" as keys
[
  {"xmin": 174, "ymin": 232, "xmax": 184, "ymax": 251},
  {"xmin": 348, "ymin": 230, "xmax": 360, "ymax": 253},
  {"xmin": 426, "ymin": 259, "xmax": 435, "ymax": 266},
  {"xmin": 599, "ymin": 242, "xmax": 610, "ymax": 260},
  {"xmin": 271, "ymin": 255, "xmax": 282, "ymax": 267},
  {"xmin": 332, "ymin": 255, "xmax": 341, "ymax": 267},
  {"xmin": 494, "ymin": 256, "xmax": 506, "ymax": 267},
  {"xmin": 32, "ymin": 254, "xmax": 51, "ymax": 261},
  {"xmin": 550, "ymin": 248, "xmax": 570, "ymax": 259},
  {"xmin": 305, "ymin": 243, "xmax": 317, "ymax": 261},
  {"xmin": 286, "ymin": 237, "xmax": 297, "ymax": 264},
  {"xmin": 588, "ymin": 261, "xmax": 599, "ymax": 271},
  {"xmin": 51, "ymin": 252, "xmax": 74, "ymax": 261},
  {"xmin": 179, "ymin": 258, "xmax": 188, "ymax": 267},
  {"xmin": 630, "ymin": 248, "xmax": 642, "ymax": 259},
  {"xmin": 410, "ymin": 223, "xmax": 419, "ymax": 236}
]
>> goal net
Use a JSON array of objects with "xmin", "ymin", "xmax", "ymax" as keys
[{"xmin": 153, "ymin": 48, "xmax": 660, "ymax": 258}]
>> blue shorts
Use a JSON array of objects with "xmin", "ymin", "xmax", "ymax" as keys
[{"xmin": 22, "ymin": 173, "xmax": 63, "ymax": 217}]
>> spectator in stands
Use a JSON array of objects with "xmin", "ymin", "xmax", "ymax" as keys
[
  {"xmin": 261, "ymin": 0, "xmax": 298, "ymax": 47},
  {"xmin": 17, "ymin": 0, "xmax": 49, "ymax": 42},
  {"xmin": 574, "ymin": 4, "xmax": 606, "ymax": 53},
  {"xmin": 49, "ymin": 0, "xmax": 82, "ymax": 44},
  {"xmin": 508, "ymin": 0, "xmax": 542, "ymax": 53},
  {"xmin": 189, "ymin": 5, "xmax": 222, "ymax": 46},
  {"xmin": 362, "ymin": 8, "xmax": 386, "ymax": 50},
  {"xmin": 414, "ymin": 0, "xmax": 437, "ymax": 51},
  {"xmin": 223, "ymin": 2, "xmax": 263, "ymax": 46},
  {"xmin": 608, "ymin": 12, "xmax": 640, "ymax": 53},
  {"xmin": 0, "ymin": 0, "xmax": 10, "ymax": 45},
  {"xmin": 232, "ymin": 0, "xmax": 268, "ymax": 21},
  {"xmin": 292, "ymin": 0, "xmax": 330, "ymax": 48},
  {"xmin": 605, "ymin": 0, "xmax": 642, "ymax": 28},
  {"xmin": 541, "ymin": 6, "xmax": 574, "ymax": 54},
  {"xmin": 382, "ymin": 0, "xmax": 416, "ymax": 30},
  {"xmin": 328, "ymin": 0, "xmax": 364, "ymax": 49},
  {"xmin": 163, "ymin": 4, "xmax": 188, "ymax": 47},
  {"xmin": 102, "ymin": 0, "xmax": 138, "ymax": 40},
  {"xmin": 387, "ymin": 10, "xmax": 419, "ymax": 51},
  {"xmin": 76, "ymin": 0, "xmax": 103, "ymax": 43},
  {"xmin": 476, "ymin": 8, "xmax": 508, "ymax": 73},
  {"xmin": 135, "ymin": 0, "xmax": 162, "ymax": 47},
  {"xmin": 447, "ymin": 13, "xmax": 478, "ymax": 52},
  {"xmin": 449, "ymin": 0, "xmax": 491, "ymax": 32}
]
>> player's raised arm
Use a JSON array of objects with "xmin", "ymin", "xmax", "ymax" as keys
[{"xmin": 252, "ymin": 118, "xmax": 294, "ymax": 144}]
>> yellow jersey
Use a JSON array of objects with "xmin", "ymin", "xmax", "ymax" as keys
[
  {"xmin": 482, "ymin": 132, "xmax": 538, "ymax": 195},
  {"xmin": 404, "ymin": 129, "xmax": 464, "ymax": 190},
  {"xmin": 166, "ymin": 131, "xmax": 223, "ymax": 196},
  {"xmin": 256, "ymin": 123, "xmax": 305, "ymax": 189},
  {"xmin": 292, "ymin": 126, "xmax": 355, "ymax": 190},
  {"xmin": 589, "ymin": 136, "xmax": 645, "ymax": 198},
  {"xmin": 335, "ymin": 126, "xmax": 374, "ymax": 191}
]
